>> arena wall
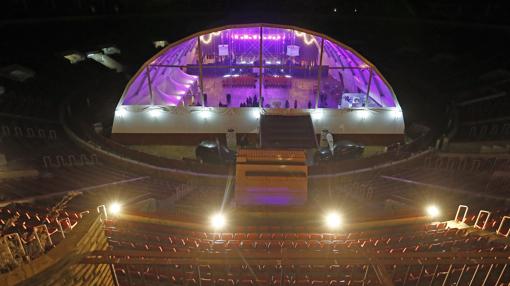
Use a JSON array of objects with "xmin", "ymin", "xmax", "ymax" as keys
[{"xmin": 112, "ymin": 106, "xmax": 405, "ymax": 145}]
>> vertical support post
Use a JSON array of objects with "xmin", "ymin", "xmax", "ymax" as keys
[
  {"xmin": 97, "ymin": 204, "xmax": 108, "ymax": 221},
  {"xmin": 126, "ymin": 267, "xmax": 133, "ymax": 285},
  {"xmin": 402, "ymin": 265, "xmax": 411, "ymax": 285},
  {"xmin": 362, "ymin": 264, "xmax": 370, "ymax": 286},
  {"xmin": 110, "ymin": 264, "xmax": 120, "ymax": 286},
  {"xmin": 365, "ymin": 67, "xmax": 373, "ymax": 108},
  {"xmin": 474, "ymin": 210, "xmax": 491, "ymax": 230},
  {"xmin": 496, "ymin": 216, "xmax": 510, "ymax": 237},
  {"xmin": 197, "ymin": 36, "xmax": 205, "ymax": 107},
  {"xmin": 428, "ymin": 264, "xmax": 439, "ymax": 286},
  {"xmin": 390, "ymin": 264, "xmax": 397, "ymax": 281},
  {"xmin": 372, "ymin": 264, "xmax": 395, "ymax": 286},
  {"xmin": 259, "ymin": 25, "xmax": 263, "ymax": 108},
  {"xmin": 56, "ymin": 219, "xmax": 66, "ymax": 239},
  {"xmin": 467, "ymin": 264, "xmax": 480, "ymax": 286},
  {"xmin": 481, "ymin": 264, "xmax": 493, "ymax": 286},
  {"xmin": 197, "ymin": 260, "xmax": 203, "ymax": 286},
  {"xmin": 455, "ymin": 205, "xmax": 469, "ymax": 223},
  {"xmin": 279, "ymin": 263, "xmax": 284, "ymax": 286},
  {"xmin": 495, "ymin": 264, "xmax": 507, "ymax": 286},
  {"xmin": 441, "ymin": 264, "xmax": 453, "ymax": 286},
  {"xmin": 415, "ymin": 265, "xmax": 425, "ymax": 286},
  {"xmin": 146, "ymin": 66, "xmax": 154, "ymax": 106},
  {"xmin": 315, "ymin": 38, "xmax": 325, "ymax": 109},
  {"xmin": 455, "ymin": 264, "xmax": 466, "ymax": 285}
]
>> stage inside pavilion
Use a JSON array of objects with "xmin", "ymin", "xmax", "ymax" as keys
[{"xmin": 122, "ymin": 26, "xmax": 397, "ymax": 110}]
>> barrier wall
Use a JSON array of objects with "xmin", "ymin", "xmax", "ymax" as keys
[{"xmin": 112, "ymin": 106, "xmax": 405, "ymax": 145}]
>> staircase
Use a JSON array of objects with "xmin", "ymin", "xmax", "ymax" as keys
[{"xmin": 260, "ymin": 115, "xmax": 317, "ymax": 149}]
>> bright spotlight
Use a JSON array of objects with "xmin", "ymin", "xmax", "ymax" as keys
[
  {"xmin": 391, "ymin": 109, "xmax": 403, "ymax": 119},
  {"xmin": 109, "ymin": 202, "xmax": 122, "ymax": 216},
  {"xmin": 153, "ymin": 40, "xmax": 168, "ymax": 48},
  {"xmin": 148, "ymin": 108, "xmax": 162, "ymax": 118},
  {"xmin": 200, "ymin": 109, "xmax": 212, "ymax": 119},
  {"xmin": 210, "ymin": 213, "xmax": 226, "ymax": 230},
  {"xmin": 115, "ymin": 108, "xmax": 127, "ymax": 118},
  {"xmin": 357, "ymin": 109, "xmax": 370, "ymax": 120},
  {"xmin": 324, "ymin": 211, "xmax": 342, "ymax": 229},
  {"xmin": 312, "ymin": 110, "xmax": 323, "ymax": 120},
  {"xmin": 251, "ymin": 109, "xmax": 260, "ymax": 119},
  {"xmin": 426, "ymin": 205, "xmax": 440, "ymax": 218}
]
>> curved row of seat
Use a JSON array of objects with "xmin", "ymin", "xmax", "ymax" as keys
[
  {"xmin": 106, "ymin": 218, "xmax": 509, "ymax": 286},
  {"xmin": 0, "ymin": 204, "xmax": 85, "ymax": 273}
]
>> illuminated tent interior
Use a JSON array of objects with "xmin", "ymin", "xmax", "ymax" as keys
[{"xmin": 120, "ymin": 25, "xmax": 399, "ymax": 110}]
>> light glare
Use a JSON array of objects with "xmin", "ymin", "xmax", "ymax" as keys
[
  {"xmin": 115, "ymin": 108, "xmax": 127, "ymax": 118},
  {"xmin": 324, "ymin": 211, "xmax": 342, "ymax": 229},
  {"xmin": 391, "ymin": 109, "xmax": 403, "ymax": 119},
  {"xmin": 312, "ymin": 110, "xmax": 323, "ymax": 120},
  {"xmin": 252, "ymin": 109, "xmax": 261, "ymax": 119},
  {"xmin": 148, "ymin": 108, "xmax": 162, "ymax": 118},
  {"xmin": 109, "ymin": 202, "xmax": 122, "ymax": 215},
  {"xmin": 200, "ymin": 109, "xmax": 212, "ymax": 119},
  {"xmin": 426, "ymin": 205, "xmax": 440, "ymax": 218},
  {"xmin": 357, "ymin": 109, "xmax": 370, "ymax": 120},
  {"xmin": 210, "ymin": 213, "xmax": 226, "ymax": 230}
]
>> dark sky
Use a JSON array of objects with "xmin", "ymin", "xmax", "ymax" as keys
[{"xmin": 1, "ymin": 1, "xmax": 509, "ymax": 131}]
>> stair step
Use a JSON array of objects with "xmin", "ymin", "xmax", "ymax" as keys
[{"xmin": 260, "ymin": 115, "xmax": 317, "ymax": 149}]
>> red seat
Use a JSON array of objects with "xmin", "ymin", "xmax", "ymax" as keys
[
  {"xmin": 143, "ymin": 271, "xmax": 159, "ymax": 281},
  {"xmin": 247, "ymin": 233, "xmax": 259, "ymax": 240},
  {"xmin": 215, "ymin": 278, "xmax": 236, "ymax": 286},
  {"xmin": 260, "ymin": 233, "xmax": 272, "ymax": 240},
  {"xmin": 297, "ymin": 233, "xmax": 309, "ymax": 240},
  {"xmin": 272, "ymin": 233, "xmax": 284, "ymax": 240},
  {"xmin": 296, "ymin": 279, "xmax": 311, "ymax": 286},
  {"xmin": 308, "ymin": 240, "xmax": 322, "ymax": 250},
  {"xmin": 222, "ymin": 233, "xmax": 234, "ymax": 240},
  {"xmin": 281, "ymin": 241, "xmax": 295, "ymax": 249},
  {"xmin": 200, "ymin": 278, "xmax": 214, "ymax": 286},
  {"xmin": 255, "ymin": 241, "xmax": 269, "ymax": 250},
  {"xmin": 284, "ymin": 233, "xmax": 297, "ymax": 240},
  {"xmin": 235, "ymin": 233, "xmax": 247, "ymax": 240},
  {"xmin": 239, "ymin": 279, "xmax": 254, "ymax": 286},
  {"xmin": 241, "ymin": 240, "xmax": 256, "ymax": 249},
  {"xmin": 212, "ymin": 241, "xmax": 227, "ymax": 251},
  {"xmin": 311, "ymin": 280, "xmax": 327, "ymax": 286},
  {"xmin": 268, "ymin": 241, "xmax": 282, "ymax": 250},
  {"xmin": 310, "ymin": 234, "xmax": 322, "ymax": 240},
  {"xmin": 226, "ymin": 240, "xmax": 241, "ymax": 249}
]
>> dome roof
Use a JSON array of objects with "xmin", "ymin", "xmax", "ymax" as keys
[{"xmin": 119, "ymin": 23, "xmax": 398, "ymax": 109}]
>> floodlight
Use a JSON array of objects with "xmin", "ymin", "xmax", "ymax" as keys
[
  {"xmin": 426, "ymin": 205, "xmax": 440, "ymax": 218},
  {"xmin": 357, "ymin": 109, "xmax": 371, "ymax": 120},
  {"xmin": 115, "ymin": 108, "xmax": 127, "ymax": 118},
  {"xmin": 109, "ymin": 202, "xmax": 122, "ymax": 216},
  {"xmin": 312, "ymin": 110, "xmax": 323, "ymax": 120},
  {"xmin": 210, "ymin": 213, "xmax": 226, "ymax": 230},
  {"xmin": 153, "ymin": 40, "xmax": 168, "ymax": 48},
  {"xmin": 200, "ymin": 109, "xmax": 212, "ymax": 119},
  {"xmin": 252, "ymin": 109, "xmax": 261, "ymax": 119},
  {"xmin": 391, "ymin": 109, "xmax": 403, "ymax": 119},
  {"xmin": 63, "ymin": 53, "xmax": 85, "ymax": 64},
  {"xmin": 148, "ymin": 108, "xmax": 162, "ymax": 118},
  {"xmin": 324, "ymin": 211, "xmax": 342, "ymax": 229},
  {"xmin": 102, "ymin": 46, "xmax": 121, "ymax": 55}
]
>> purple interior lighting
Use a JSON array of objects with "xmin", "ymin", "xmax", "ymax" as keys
[
  {"xmin": 232, "ymin": 34, "xmax": 285, "ymax": 40},
  {"xmin": 237, "ymin": 187, "xmax": 306, "ymax": 206},
  {"xmin": 121, "ymin": 25, "xmax": 397, "ymax": 109}
]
